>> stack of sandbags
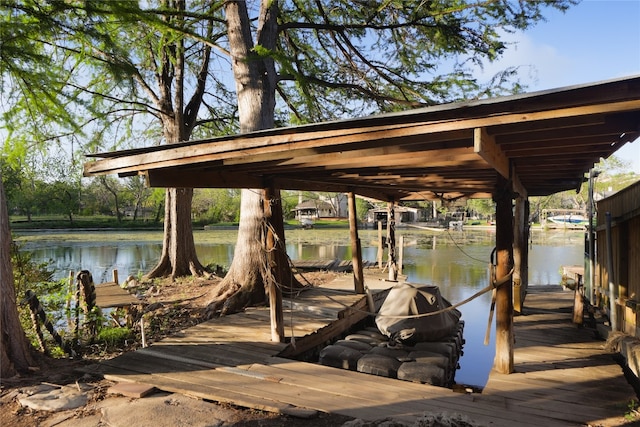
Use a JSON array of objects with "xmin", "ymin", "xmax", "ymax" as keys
[{"xmin": 318, "ymin": 321, "xmax": 464, "ymax": 388}]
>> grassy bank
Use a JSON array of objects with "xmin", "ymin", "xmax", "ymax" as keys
[
  {"xmin": 9, "ymin": 215, "xmax": 351, "ymax": 231},
  {"xmin": 10, "ymin": 215, "xmax": 163, "ymax": 230}
]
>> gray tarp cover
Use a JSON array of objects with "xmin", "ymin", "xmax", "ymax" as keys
[{"xmin": 376, "ymin": 283, "xmax": 461, "ymax": 343}]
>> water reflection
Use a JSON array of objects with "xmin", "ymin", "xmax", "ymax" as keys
[{"xmin": 14, "ymin": 227, "xmax": 584, "ymax": 388}]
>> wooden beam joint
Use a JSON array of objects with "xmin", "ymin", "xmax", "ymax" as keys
[{"xmin": 475, "ymin": 127, "xmax": 527, "ymax": 198}]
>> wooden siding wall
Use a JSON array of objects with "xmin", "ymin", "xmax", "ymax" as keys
[{"xmin": 595, "ymin": 180, "xmax": 640, "ymax": 336}]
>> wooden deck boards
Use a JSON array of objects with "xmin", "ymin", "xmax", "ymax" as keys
[{"xmin": 98, "ymin": 281, "xmax": 635, "ymax": 426}]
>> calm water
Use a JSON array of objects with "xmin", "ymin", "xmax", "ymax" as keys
[{"xmin": 14, "ymin": 227, "xmax": 584, "ymax": 388}]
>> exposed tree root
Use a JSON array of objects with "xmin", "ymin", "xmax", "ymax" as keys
[{"xmin": 203, "ymin": 270, "xmax": 309, "ymax": 319}]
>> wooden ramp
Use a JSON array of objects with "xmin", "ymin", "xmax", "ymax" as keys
[
  {"xmin": 476, "ymin": 285, "xmax": 634, "ymax": 426},
  {"xmin": 98, "ymin": 283, "xmax": 635, "ymax": 426}
]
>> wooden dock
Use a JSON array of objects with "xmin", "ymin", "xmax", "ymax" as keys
[
  {"xmin": 293, "ymin": 259, "xmax": 378, "ymax": 272},
  {"xmin": 96, "ymin": 280, "xmax": 635, "ymax": 426}
]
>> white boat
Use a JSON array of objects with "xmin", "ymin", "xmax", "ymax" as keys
[{"xmin": 548, "ymin": 214, "xmax": 588, "ymax": 226}]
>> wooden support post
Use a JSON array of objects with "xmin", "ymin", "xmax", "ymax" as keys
[
  {"xmin": 494, "ymin": 176, "xmax": 514, "ymax": 374},
  {"xmin": 263, "ymin": 186, "xmax": 285, "ymax": 343},
  {"xmin": 66, "ymin": 271, "xmax": 74, "ymax": 330},
  {"xmin": 605, "ymin": 212, "xmax": 617, "ymax": 332},
  {"xmin": 573, "ymin": 273, "xmax": 585, "ymax": 325},
  {"xmin": 348, "ymin": 192, "xmax": 365, "ymax": 294},
  {"xmin": 387, "ymin": 201, "xmax": 397, "ymax": 281},
  {"xmin": 523, "ymin": 199, "xmax": 530, "ymax": 306},
  {"xmin": 398, "ymin": 235, "xmax": 404, "ymax": 276},
  {"xmin": 112, "ymin": 269, "xmax": 119, "ymax": 286},
  {"xmin": 513, "ymin": 196, "xmax": 525, "ymax": 314},
  {"xmin": 377, "ymin": 221, "xmax": 384, "ymax": 269}
]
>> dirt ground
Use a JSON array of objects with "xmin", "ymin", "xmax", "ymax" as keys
[{"xmin": 0, "ymin": 271, "xmax": 361, "ymax": 427}]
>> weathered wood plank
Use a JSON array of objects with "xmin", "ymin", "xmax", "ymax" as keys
[
  {"xmin": 248, "ymin": 359, "xmax": 554, "ymax": 427},
  {"xmin": 95, "ymin": 283, "xmax": 633, "ymax": 427},
  {"xmin": 94, "ymin": 282, "xmax": 142, "ymax": 308},
  {"xmin": 102, "ymin": 364, "xmax": 315, "ymax": 417}
]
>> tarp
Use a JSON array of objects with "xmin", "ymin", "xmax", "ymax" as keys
[{"xmin": 376, "ymin": 283, "xmax": 461, "ymax": 343}]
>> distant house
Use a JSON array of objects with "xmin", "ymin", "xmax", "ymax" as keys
[
  {"xmin": 366, "ymin": 205, "xmax": 419, "ymax": 226},
  {"xmin": 292, "ymin": 200, "xmax": 337, "ymax": 221}
]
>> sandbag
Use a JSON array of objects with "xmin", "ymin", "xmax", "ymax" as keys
[
  {"xmin": 375, "ymin": 283, "xmax": 461, "ymax": 343},
  {"xmin": 319, "ymin": 344, "xmax": 363, "ymax": 370},
  {"xmin": 344, "ymin": 333, "xmax": 386, "ymax": 346},
  {"xmin": 412, "ymin": 342, "xmax": 457, "ymax": 363},
  {"xmin": 357, "ymin": 354, "xmax": 401, "ymax": 378},
  {"xmin": 397, "ymin": 362, "xmax": 447, "ymax": 386},
  {"xmin": 406, "ymin": 351, "xmax": 450, "ymax": 370},
  {"xmin": 369, "ymin": 345, "xmax": 410, "ymax": 361},
  {"xmin": 334, "ymin": 339, "xmax": 372, "ymax": 353}
]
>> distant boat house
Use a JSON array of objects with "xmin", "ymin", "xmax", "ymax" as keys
[
  {"xmin": 366, "ymin": 205, "xmax": 419, "ymax": 226},
  {"xmin": 292, "ymin": 200, "xmax": 336, "ymax": 221}
]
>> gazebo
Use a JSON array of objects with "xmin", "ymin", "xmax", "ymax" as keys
[{"xmin": 84, "ymin": 75, "xmax": 640, "ymax": 374}]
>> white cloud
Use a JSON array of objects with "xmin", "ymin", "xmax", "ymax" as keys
[{"xmin": 475, "ymin": 32, "xmax": 574, "ymax": 91}]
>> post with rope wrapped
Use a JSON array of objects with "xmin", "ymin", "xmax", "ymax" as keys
[
  {"xmin": 387, "ymin": 201, "xmax": 397, "ymax": 281},
  {"xmin": 513, "ymin": 195, "xmax": 526, "ymax": 313},
  {"xmin": 377, "ymin": 220, "xmax": 384, "ymax": 269},
  {"xmin": 263, "ymin": 185, "xmax": 285, "ymax": 343},
  {"xmin": 494, "ymin": 175, "xmax": 515, "ymax": 374},
  {"xmin": 348, "ymin": 192, "xmax": 365, "ymax": 294}
]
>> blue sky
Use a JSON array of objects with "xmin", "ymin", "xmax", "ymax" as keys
[{"xmin": 479, "ymin": 0, "xmax": 640, "ymax": 173}]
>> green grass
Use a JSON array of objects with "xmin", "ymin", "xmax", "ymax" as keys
[
  {"xmin": 10, "ymin": 215, "xmax": 163, "ymax": 230},
  {"xmin": 11, "ymin": 215, "xmax": 352, "ymax": 231},
  {"xmin": 284, "ymin": 219, "xmax": 350, "ymax": 228}
]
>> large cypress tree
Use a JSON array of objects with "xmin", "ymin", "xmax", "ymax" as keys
[{"xmin": 1, "ymin": 1, "xmax": 575, "ymax": 375}]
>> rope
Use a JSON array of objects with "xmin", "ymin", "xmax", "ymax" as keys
[
  {"xmin": 23, "ymin": 290, "xmax": 77, "ymax": 358},
  {"xmin": 485, "ymin": 263, "xmax": 498, "ymax": 345},
  {"xmin": 77, "ymin": 270, "xmax": 98, "ymax": 337},
  {"xmin": 261, "ymin": 210, "xmax": 513, "ymax": 324},
  {"xmin": 372, "ymin": 270, "xmax": 513, "ymax": 320},
  {"xmin": 445, "ymin": 228, "xmax": 488, "ymax": 265},
  {"xmin": 29, "ymin": 302, "xmax": 48, "ymax": 354}
]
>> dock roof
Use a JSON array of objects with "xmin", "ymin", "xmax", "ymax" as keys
[{"xmin": 84, "ymin": 75, "xmax": 640, "ymax": 201}]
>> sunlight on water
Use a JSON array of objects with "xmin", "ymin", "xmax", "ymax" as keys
[{"xmin": 14, "ymin": 227, "xmax": 584, "ymax": 388}]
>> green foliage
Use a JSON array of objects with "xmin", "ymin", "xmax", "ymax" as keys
[
  {"xmin": 1, "ymin": 0, "xmax": 579, "ymax": 159},
  {"xmin": 96, "ymin": 326, "xmax": 132, "ymax": 348},
  {"xmin": 355, "ymin": 198, "xmax": 373, "ymax": 223},
  {"xmin": 2, "ymin": 0, "xmax": 583, "ymax": 226},
  {"xmin": 466, "ymin": 199, "xmax": 495, "ymax": 222},
  {"xmin": 11, "ymin": 241, "xmax": 56, "ymax": 296},
  {"xmin": 276, "ymin": 0, "xmax": 577, "ymax": 121},
  {"xmin": 193, "ymin": 189, "xmax": 241, "ymax": 224},
  {"xmin": 625, "ymin": 399, "xmax": 639, "ymax": 421},
  {"xmin": 11, "ymin": 241, "xmax": 71, "ymax": 355}
]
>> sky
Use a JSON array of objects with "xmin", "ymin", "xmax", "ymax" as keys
[{"xmin": 478, "ymin": 0, "xmax": 640, "ymax": 173}]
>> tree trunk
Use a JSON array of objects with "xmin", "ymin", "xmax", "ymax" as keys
[
  {"xmin": 205, "ymin": 188, "xmax": 267, "ymax": 315},
  {"xmin": 1, "ymin": 175, "xmax": 34, "ymax": 378},
  {"xmin": 144, "ymin": 0, "xmax": 209, "ymax": 280},
  {"xmin": 146, "ymin": 187, "xmax": 205, "ymax": 280},
  {"xmin": 205, "ymin": 0, "xmax": 302, "ymax": 316}
]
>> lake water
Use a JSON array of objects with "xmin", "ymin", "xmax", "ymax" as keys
[{"xmin": 14, "ymin": 227, "xmax": 584, "ymax": 388}]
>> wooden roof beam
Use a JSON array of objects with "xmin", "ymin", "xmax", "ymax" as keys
[
  {"xmin": 474, "ymin": 127, "xmax": 527, "ymax": 197},
  {"xmin": 145, "ymin": 170, "xmax": 265, "ymax": 189},
  {"xmin": 84, "ymin": 98, "xmax": 640, "ymax": 178}
]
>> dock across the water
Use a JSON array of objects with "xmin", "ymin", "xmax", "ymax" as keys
[
  {"xmin": 95, "ymin": 276, "xmax": 635, "ymax": 426},
  {"xmin": 292, "ymin": 259, "xmax": 378, "ymax": 272}
]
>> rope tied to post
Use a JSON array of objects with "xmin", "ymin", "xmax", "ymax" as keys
[{"xmin": 22, "ymin": 290, "xmax": 77, "ymax": 358}]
